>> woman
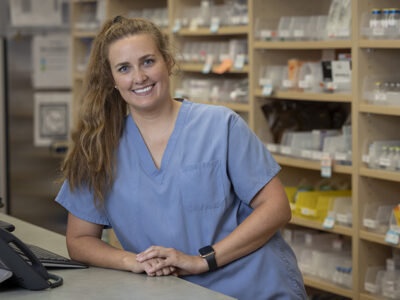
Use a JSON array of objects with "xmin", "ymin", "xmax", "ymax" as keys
[{"xmin": 56, "ymin": 16, "xmax": 306, "ymax": 299}]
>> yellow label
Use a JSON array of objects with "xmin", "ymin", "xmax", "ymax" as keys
[{"xmin": 394, "ymin": 204, "xmax": 400, "ymax": 227}]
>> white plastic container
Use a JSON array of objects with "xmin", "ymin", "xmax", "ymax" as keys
[{"xmin": 363, "ymin": 203, "xmax": 395, "ymax": 234}]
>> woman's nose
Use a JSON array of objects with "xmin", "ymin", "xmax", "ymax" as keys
[{"xmin": 133, "ymin": 68, "xmax": 148, "ymax": 84}]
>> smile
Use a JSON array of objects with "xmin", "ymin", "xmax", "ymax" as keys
[{"xmin": 132, "ymin": 84, "xmax": 155, "ymax": 95}]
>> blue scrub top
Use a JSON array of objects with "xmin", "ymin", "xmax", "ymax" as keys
[{"xmin": 56, "ymin": 100, "xmax": 306, "ymax": 300}]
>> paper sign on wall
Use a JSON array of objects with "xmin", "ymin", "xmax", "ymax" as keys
[
  {"xmin": 32, "ymin": 34, "xmax": 71, "ymax": 88},
  {"xmin": 34, "ymin": 92, "xmax": 71, "ymax": 147}
]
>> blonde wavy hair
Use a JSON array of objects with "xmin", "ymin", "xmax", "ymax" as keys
[{"xmin": 61, "ymin": 16, "xmax": 176, "ymax": 206}]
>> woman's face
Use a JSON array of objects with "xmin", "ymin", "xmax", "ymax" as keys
[{"xmin": 108, "ymin": 33, "xmax": 171, "ymax": 113}]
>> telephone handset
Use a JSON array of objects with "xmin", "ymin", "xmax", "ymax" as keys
[{"xmin": 0, "ymin": 228, "xmax": 63, "ymax": 290}]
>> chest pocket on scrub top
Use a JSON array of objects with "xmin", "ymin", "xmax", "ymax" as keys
[{"xmin": 179, "ymin": 160, "xmax": 226, "ymax": 211}]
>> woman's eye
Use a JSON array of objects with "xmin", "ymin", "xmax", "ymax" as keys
[
  {"xmin": 118, "ymin": 65, "xmax": 128, "ymax": 72},
  {"xmin": 144, "ymin": 59, "xmax": 154, "ymax": 66}
]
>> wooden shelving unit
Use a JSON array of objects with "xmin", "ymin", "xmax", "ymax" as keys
[
  {"xmin": 70, "ymin": 1, "xmax": 400, "ymax": 299},
  {"xmin": 254, "ymin": 40, "xmax": 352, "ymax": 50},
  {"xmin": 273, "ymin": 154, "xmax": 353, "ymax": 174},
  {"xmin": 359, "ymin": 104, "xmax": 400, "ymax": 116},
  {"xmin": 360, "ymin": 230, "xmax": 400, "ymax": 249},
  {"xmin": 291, "ymin": 216, "xmax": 353, "ymax": 237},
  {"xmin": 177, "ymin": 26, "xmax": 249, "ymax": 36},
  {"xmin": 179, "ymin": 62, "xmax": 249, "ymax": 74},
  {"xmin": 303, "ymin": 275, "xmax": 354, "ymax": 298},
  {"xmin": 255, "ymin": 89, "xmax": 352, "ymax": 102},
  {"xmin": 359, "ymin": 167, "xmax": 400, "ymax": 183}
]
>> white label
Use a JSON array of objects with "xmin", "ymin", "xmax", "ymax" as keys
[
  {"xmin": 189, "ymin": 18, "xmax": 199, "ymax": 31},
  {"xmin": 234, "ymin": 54, "xmax": 245, "ymax": 70},
  {"xmin": 335, "ymin": 152, "xmax": 348, "ymax": 161},
  {"xmin": 301, "ymin": 207, "xmax": 315, "ymax": 216},
  {"xmin": 376, "ymin": 93, "xmax": 387, "ymax": 101},
  {"xmin": 365, "ymin": 282, "xmax": 379, "ymax": 294},
  {"xmin": 385, "ymin": 229, "xmax": 400, "ymax": 245},
  {"xmin": 280, "ymin": 146, "xmax": 292, "ymax": 155},
  {"xmin": 312, "ymin": 151, "xmax": 323, "ymax": 160},
  {"xmin": 369, "ymin": 20, "xmax": 379, "ymax": 29},
  {"xmin": 301, "ymin": 150, "xmax": 313, "ymax": 159},
  {"xmin": 266, "ymin": 143, "xmax": 278, "ymax": 153},
  {"xmin": 172, "ymin": 19, "xmax": 181, "ymax": 33},
  {"xmin": 379, "ymin": 157, "xmax": 391, "ymax": 167},
  {"xmin": 321, "ymin": 155, "xmax": 332, "ymax": 178},
  {"xmin": 259, "ymin": 78, "xmax": 272, "ymax": 86},
  {"xmin": 262, "ymin": 84, "xmax": 273, "ymax": 96},
  {"xmin": 390, "ymin": 225, "xmax": 400, "ymax": 234},
  {"xmin": 362, "ymin": 154, "xmax": 370, "ymax": 163},
  {"xmin": 326, "ymin": 81, "xmax": 338, "ymax": 91},
  {"xmin": 231, "ymin": 16, "xmax": 241, "ymax": 25},
  {"xmin": 282, "ymin": 79, "xmax": 293, "ymax": 88},
  {"xmin": 337, "ymin": 214, "xmax": 350, "ymax": 224},
  {"xmin": 298, "ymin": 80, "xmax": 310, "ymax": 89},
  {"xmin": 323, "ymin": 216, "xmax": 335, "ymax": 229},
  {"xmin": 331, "ymin": 61, "xmax": 351, "ymax": 84},
  {"xmin": 260, "ymin": 30, "xmax": 272, "ymax": 39},
  {"xmin": 242, "ymin": 15, "xmax": 249, "ymax": 25},
  {"xmin": 294, "ymin": 29, "xmax": 304, "ymax": 37},
  {"xmin": 202, "ymin": 55, "xmax": 214, "ymax": 74},
  {"xmin": 210, "ymin": 17, "xmax": 220, "ymax": 33},
  {"xmin": 372, "ymin": 27, "xmax": 385, "ymax": 36},
  {"xmin": 279, "ymin": 30, "xmax": 290, "ymax": 38},
  {"xmin": 363, "ymin": 218, "xmax": 378, "ymax": 229},
  {"xmin": 337, "ymin": 28, "xmax": 350, "ymax": 37}
]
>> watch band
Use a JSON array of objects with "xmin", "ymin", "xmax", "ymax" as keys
[{"xmin": 198, "ymin": 245, "xmax": 217, "ymax": 272}]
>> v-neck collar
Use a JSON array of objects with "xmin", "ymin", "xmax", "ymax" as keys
[{"xmin": 127, "ymin": 99, "xmax": 190, "ymax": 180}]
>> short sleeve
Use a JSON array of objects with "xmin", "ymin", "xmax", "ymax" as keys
[
  {"xmin": 227, "ymin": 115, "xmax": 281, "ymax": 205},
  {"xmin": 55, "ymin": 180, "xmax": 111, "ymax": 227}
]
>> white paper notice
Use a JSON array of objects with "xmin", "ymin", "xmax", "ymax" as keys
[
  {"xmin": 32, "ymin": 34, "xmax": 71, "ymax": 88},
  {"xmin": 10, "ymin": 0, "xmax": 63, "ymax": 27},
  {"xmin": 34, "ymin": 92, "xmax": 72, "ymax": 147}
]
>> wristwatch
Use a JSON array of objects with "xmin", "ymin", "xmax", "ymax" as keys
[{"xmin": 198, "ymin": 245, "xmax": 217, "ymax": 272}]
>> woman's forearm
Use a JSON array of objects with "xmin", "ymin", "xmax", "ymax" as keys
[
  {"xmin": 213, "ymin": 177, "xmax": 291, "ymax": 268},
  {"xmin": 67, "ymin": 234, "xmax": 142, "ymax": 273}
]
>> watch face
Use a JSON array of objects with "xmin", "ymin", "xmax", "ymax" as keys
[{"xmin": 199, "ymin": 245, "xmax": 214, "ymax": 256}]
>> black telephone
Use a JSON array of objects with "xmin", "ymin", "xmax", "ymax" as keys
[{"xmin": 0, "ymin": 228, "xmax": 63, "ymax": 290}]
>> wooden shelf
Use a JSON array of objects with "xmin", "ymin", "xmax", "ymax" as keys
[
  {"xmin": 360, "ymin": 292, "xmax": 385, "ymax": 300},
  {"xmin": 73, "ymin": 0, "xmax": 97, "ymax": 2},
  {"xmin": 359, "ymin": 39, "xmax": 400, "ymax": 49},
  {"xmin": 192, "ymin": 101, "xmax": 250, "ymax": 112},
  {"xmin": 303, "ymin": 275, "xmax": 354, "ymax": 298},
  {"xmin": 290, "ymin": 216, "xmax": 353, "ymax": 237},
  {"xmin": 255, "ymin": 89, "xmax": 352, "ymax": 102},
  {"xmin": 360, "ymin": 230, "xmax": 400, "ymax": 249},
  {"xmin": 359, "ymin": 104, "xmax": 400, "ymax": 116},
  {"xmin": 273, "ymin": 154, "xmax": 353, "ymax": 174},
  {"xmin": 254, "ymin": 40, "xmax": 352, "ymax": 50},
  {"xmin": 359, "ymin": 167, "xmax": 400, "ymax": 183},
  {"xmin": 176, "ymin": 26, "xmax": 249, "ymax": 36},
  {"xmin": 179, "ymin": 63, "xmax": 249, "ymax": 74},
  {"xmin": 72, "ymin": 31, "xmax": 97, "ymax": 38}
]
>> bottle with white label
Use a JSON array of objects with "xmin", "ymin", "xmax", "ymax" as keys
[
  {"xmin": 387, "ymin": 8, "xmax": 400, "ymax": 32},
  {"xmin": 370, "ymin": 9, "xmax": 382, "ymax": 29},
  {"xmin": 382, "ymin": 8, "xmax": 391, "ymax": 30},
  {"xmin": 368, "ymin": 143, "xmax": 379, "ymax": 169},
  {"xmin": 387, "ymin": 147, "xmax": 397, "ymax": 171},
  {"xmin": 379, "ymin": 145, "xmax": 390, "ymax": 169},
  {"xmin": 372, "ymin": 81, "xmax": 383, "ymax": 104},
  {"xmin": 395, "ymin": 147, "xmax": 400, "ymax": 171}
]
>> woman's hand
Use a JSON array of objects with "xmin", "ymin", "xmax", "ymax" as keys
[
  {"xmin": 139, "ymin": 257, "xmax": 177, "ymax": 277},
  {"xmin": 136, "ymin": 246, "xmax": 208, "ymax": 276}
]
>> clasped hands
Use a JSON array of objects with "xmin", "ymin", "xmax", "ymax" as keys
[{"xmin": 135, "ymin": 246, "xmax": 209, "ymax": 277}]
